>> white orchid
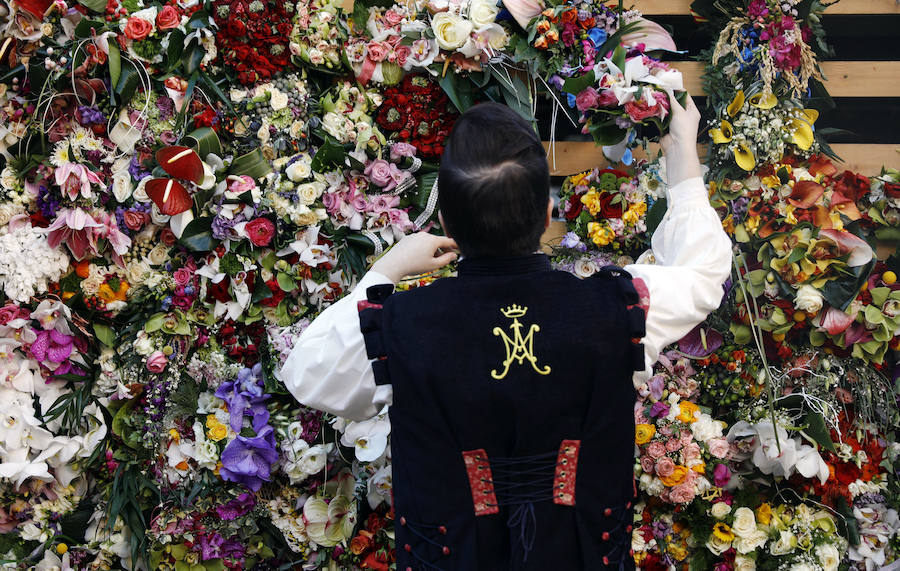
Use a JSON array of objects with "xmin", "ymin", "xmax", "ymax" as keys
[{"xmin": 340, "ymin": 411, "xmax": 391, "ymax": 463}]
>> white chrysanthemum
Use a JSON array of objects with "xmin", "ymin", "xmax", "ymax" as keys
[{"xmin": 0, "ymin": 223, "xmax": 70, "ymax": 302}]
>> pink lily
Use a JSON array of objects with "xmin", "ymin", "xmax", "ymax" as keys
[
  {"xmin": 46, "ymin": 208, "xmax": 104, "ymax": 260},
  {"xmin": 54, "ymin": 163, "xmax": 103, "ymax": 201}
]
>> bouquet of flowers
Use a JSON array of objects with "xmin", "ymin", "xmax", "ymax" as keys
[{"xmin": 290, "ymin": 0, "xmax": 348, "ymax": 72}]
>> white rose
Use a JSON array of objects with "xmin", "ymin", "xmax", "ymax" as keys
[
  {"xmin": 132, "ymin": 177, "xmax": 151, "ymax": 203},
  {"xmin": 468, "ymin": 0, "xmax": 499, "ymax": 27},
  {"xmin": 431, "ymin": 12, "xmax": 473, "ymax": 51},
  {"xmin": 731, "ymin": 507, "xmax": 758, "ymax": 538},
  {"xmin": 298, "ymin": 182, "xmax": 323, "ymax": 206},
  {"xmin": 230, "ymin": 88, "xmax": 248, "ymax": 102},
  {"xmin": 711, "ymin": 502, "xmax": 732, "ymax": 520},
  {"xmin": 816, "ymin": 543, "xmax": 840, "ymax": 571},
  {"xmin": 733, "ymin": 529, "xmax": 769, "ymax": 554},
  {"xmin": 257, "ymin": 122, "xmax": 271, "ymax": 144},
  {"xmin": 286, "ymin": 159, "xmax": 312, "ymax": 182},
  {"xmin": 150, "ymin": 204, "xmax": 170, "ymax": 226},
  {"xmin": 270, "ymin": 89, "xmax": 289, "ymax": 111},
  {"xmin": 768, "ymin": 530, "xmax": 797, "ymax": 556},
  {"xmin": 734, "ymin": 555, "xmax": 756, "ymax": 571},
  {"xmin": 133, "ymin": 331, "xmax": 154, "ymax": 356},
  {"xmin": 289, "ymin": 120, "xmax": 306, "ymax": 139},
  {"xmin": 298, "ymin": 444, "xmax": 330, "ymax": 475},
  {"xmin": 111, "ymin": 172, "xmax": 134, "ymax": 203},
  {"xmin": 125, "ymin": 260, "xmax": 151, "ymax": 285},
  {"xmin": 1, "ymin": 167, "xmax": 17, "ymax": 190},
  {"xmin": 794, "ymin": 284, "xmax": 823, "ymax": 314},
  {"xmin": 146, "ymin": 243, "xmax": 170, "ymax": 266},
  {"xmin": 194, "ymin": 438, "xmax": 218, "ymax": 470},
  {"xmin": 573, "ymin": 258, "xmax": 598, "ymax": 278},
  {"xmin": 706, "ymin": 534, "xmax": 732, "ymax": 556}
]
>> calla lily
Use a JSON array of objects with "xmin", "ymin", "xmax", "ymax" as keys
[
  {"xmin": 620, "ymin": 18, "xmax": 678, "ymax": 52},
  {"xmin": 734, "ymin": 143, "xmax": 756, "ymax": 171},
  {"xmin": 726, "ymin": 90, "xmax": 745, "ymax": 117},
  {"xmin": 818, "ymin": 229, "xmax": 873, "ymax": 267},
  {"xmin": 790, "ymin": 117, "xmax": 815, "ymax": 151},
  {"xmin": 710, "ymin": 120, "xmax": 733, "ymax": 144},
  {"xmin": 749, "ymin": 92, "xmax": 778, "ymax": 109},
  {"xmin": 787, "ymin": 180, "xmax": 824, "ymax": 208}
]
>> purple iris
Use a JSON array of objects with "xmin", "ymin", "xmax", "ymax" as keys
[
  {"xmin": 219, "ymin": 425, "xmax": 279, "ymax": 492},
  {"xmin": 215, "ymin": 364, "xmax": 270, "ymax": 432}
]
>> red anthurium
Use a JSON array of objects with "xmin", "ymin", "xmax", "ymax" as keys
[
  {"xmin": 787, "ymin": 180, "xmax": 824, "ymax": 208},
  {"xmin": 156, "ymin": 146, "xmax": 204, "ymax": 184},
  {"xmin": 145, "ymin": 178, "xmax": 193, "ymax": 216}
]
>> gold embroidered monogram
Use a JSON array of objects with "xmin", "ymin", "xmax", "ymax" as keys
[{"xmin": 490, "ymin": 304, "xmax": 552, "ymax": 380}]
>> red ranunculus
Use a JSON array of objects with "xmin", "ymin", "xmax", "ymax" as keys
[
  {"xmin": 244, "ymin": 217, "xmax": 275, "ymax": 247},
  {"xmin": 123, "ymin": 16, "xmax": 154, "ymax": 41}
]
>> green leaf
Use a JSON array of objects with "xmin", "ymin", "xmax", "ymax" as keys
[
  {"xmin": 230, "ymin": 148, "xmax": 273, "ymax": 180},
  {"xmin": 803, "ymin": 412, "xmax": 836, "ymax": 453},
  {"xmin": 587, "ymin": 120, "xmax": 626, "ymax": 146},
  {"xmin": 184, "ymin": 126, "xmax": 222, "ymax": 158},
  {"xmin": 73, "ymin": 18, "xmax": 105, "ymax": 39},
  {"xmin": 561, "ymin": 72, "xmax": 596, "ymax": 96},
  {"xmin": 166, "ymin": 29, "xmax": 185, "ymax": 71},
  {"xmin": 177, "ymin": 216, "xmax": 216, "ymax": 252},
  {"xmin": 438, "ymin": 72, "xmax": 474, "ymax": 113},
  {"xmin": 115, "ymin": 60, "xmax": 141, "ymax": 103},
  {"xmin": 108, "ymin": 42, "xmax": 121, "ymax": 90},
  {"xmin": 77, "ymin": 0, "xmax": 107, "ymax": 12},
  {"xmin": 821, "ymin": 258, "xmax": 874, "ymax": 310},
  {"xmin": 92, "ymin": 323, "xmax": 115, "ymax": 347},
  {"xmin": 181, "ymin": 39, "xmax": 205, "ymax": 75},
  {"xmin": 276, "ymin": 273, "xmax": 297, "ymax": 292},
  {"xmin": 310, "ymin": 137, "xmax": 346, "ymax": 173},
  {"xmin": 144, "ymin": 313, "xmax": 166, "ymax": 333}
]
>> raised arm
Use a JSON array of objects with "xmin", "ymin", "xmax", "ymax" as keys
[
  {"xmin": 625, "ymin": 92, "xmax": 733, "ymax": 387},
  {"xmin": 280, "ymin": 234, "xmax": 457, "ymax": 421}
]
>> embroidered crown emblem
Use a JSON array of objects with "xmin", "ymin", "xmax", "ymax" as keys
[
  {"xmin": 490, "ymin": 304, "xmax": 552, "ymax": 380},
  {"xmin": 500, "ymin": 304, "xmax": 528, "ymax": 318}
]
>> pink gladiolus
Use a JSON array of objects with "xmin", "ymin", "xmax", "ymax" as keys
[
  {"xmin": 46, "ymin": 208, "xmax": 104, "ymax": 260},
  {"xmin": 54, "ymin": 163, "xmax": 103, "ymax": 201}
]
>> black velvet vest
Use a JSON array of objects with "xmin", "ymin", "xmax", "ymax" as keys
[{"xmin": 359, "ymin": 254, "xmax": 645, "ymax": 571}]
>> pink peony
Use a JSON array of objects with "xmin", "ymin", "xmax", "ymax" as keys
[
  {"xmin": 655, "ymin": 457, "xmax": 675, "ymax": 478},
  {"xmin": 575, "ymin": 87, "xmax": 601, "ymax": 112},
  {"xmin": 665, "ymin": 438, "xmax": 682, "ymax": 453},
  {"xmin": 669, "ymin": 483, "xmax": 696, "ymax": 504},
  {"xmin": 244, "ymin": 218, "xmax": 275, "ymax": 247},
  {"xmin": 146, "ymin": 350, "xmax": 168, "ymax": 373}
]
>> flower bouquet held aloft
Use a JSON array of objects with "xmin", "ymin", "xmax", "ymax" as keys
[{"xmin": 505, "ymin": 0, "xmax": 686, "ymax": 163}]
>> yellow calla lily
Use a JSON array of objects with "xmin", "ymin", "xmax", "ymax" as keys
[
  {"xmin": 801, "ymin": 108, "xmax": 818, "ymax": 124},
  {"xmin": 710, "ymin": 120, "xmax": 734, "ymax": 144},
  {"xmin": 790, "ymin": 118, "xmax": 814, "ymax": 151},
  {"xmin": 749, "ymin": 92, "xmax": 778, "ymax": 110},
  {"xmin": 727, "ymin": 90, "xmax": 745, "ymax": 117},
  {"xmin": 734, "ymin": 143, "xmax": 756, "ymax": 171}
]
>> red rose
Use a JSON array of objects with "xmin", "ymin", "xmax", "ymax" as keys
[
  {"xmin": 244, "ymin": 217, "xmax": 275, "ymax": 247},
  {"xmin": 596, "ymin": 191, "xmax": 623, "ymax": 218},
  {"xmin": 564, "ymin": 194, "xmax": 583, "ymax": 221},
  {"xmin": 224, "ymin": 19, "xmax": 246, "ymax": 38},
  {"xmin": 160, "ymin": 228, "xmax": 178, "ymax": 246},
  {"xmin": 123, "ymin": 16, "xmax": 153, "ymax": 41},
  {"xmin": 624, "ymin": 95, "xmax": 669, "ymax": 123},
  {"xmin": 156, "ymin": 5, "xmax": 181, "ymax": 30}
]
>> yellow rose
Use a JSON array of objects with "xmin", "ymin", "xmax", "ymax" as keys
[
  {"xmin": 677, "ymin": 401, "xmax": 699, "ymax": 423},
  {"xmin": 208, "ymin": 423, "xmax": 228, "ymax": 442},
  {"xmin": 635, "ymin": 423, "xmax": 655, "ymax": 445},
  {"xmin": 660, "ymin": 465, "xmax": 689, "ymax": 487},
  {"xmin": 755, "ymin": 503, "xmax": 773, "ymax": 526},
  {"xmin": 431, "ymin": 12, "xmax": 473, "ymax": 51}
]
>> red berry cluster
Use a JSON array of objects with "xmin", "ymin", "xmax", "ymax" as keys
[{"xmin": 375, "ymin": 74, "xmax": 458, "ymax": 160}]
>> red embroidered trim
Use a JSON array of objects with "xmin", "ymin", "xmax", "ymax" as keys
[
  {"xmin": 357, "ymin": 300, "xmax": 383, "ymax": 312},
  {"xmin": 462, "ymin": 449, "xmax": 499, "ymax": 516},
  {"xmin": 631, "ymin": 278, "xmax": 650, "ymax": 316},
  {"xmin": 553, "ymin": 439, "xmax": 580, "ymax": 506}
]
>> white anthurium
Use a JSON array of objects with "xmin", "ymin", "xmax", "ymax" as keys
[
  {"xmin": 108, "ymin": 111, "xmax": 143, "ymax": 154},
  {"xmin": 168, "ymin": 210, "xmax": 194, "ymax": 240},
  {"xmin": 340, "ymin": 412, "xmax": 391, "ymax": 463},
  {"xmin": 198, "ymin": 159, "xmax": 219, "ymax": 190}
]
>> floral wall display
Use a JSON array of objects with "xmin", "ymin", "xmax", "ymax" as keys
[{"xmin": 0, "ymin": 0, "xmax": 897, "ymax": 570}]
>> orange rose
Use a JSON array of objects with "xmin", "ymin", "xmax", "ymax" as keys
[
  {"xmin": 156, "ymin": 5, "xmax": 181, "ymax": 30},
  {"xmin": 560, "ymin": 8, "xmax": 577, "ymax": 23},
  {"xmin": 545, "ymin": 29, "xmax": 559, "ymax": 43},
  {"xmin": 123, "ymin": 16, "xmax": 153, "ymax": 41},
  {"xmin": 533, "ymin": 35, "xmax": 548, "ymax": 49},
  {"xmin": 350, "ymin": 531, "xmax": 374, "ymax": 555}
]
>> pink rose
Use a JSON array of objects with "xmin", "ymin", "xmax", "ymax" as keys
[
  {"xmin": 390, "ymin": 142, "xmax": 418, "ymax": 161},
  {"xmin": 244, "ymin": 218, "xmax": 275, "ymax": 247},
  {"xmin": 596, "ymin": 89, "xmax": 619, "ymax": 107},
  {"xmin": 364, "ymin": 159, "xmax": 394, "ymax": 188},
  {"xmin": 655, "ymin": 457, "xmax": 675, "ymax": 478},
  {"xmin": 658, "ymin": 424, "xmax": 674, "ymax": 437},
  {"xmin": 640, "ymin": 456, "xmax": 656, "ymax": 474},
  {"xmin": 0, "ymin": 304, "xmax": 28, "ymax": 325},
  {"xmin": 366, "ymin": 41, "xmax": 390, "ymax": 63},
  {"xmin": 123, "ymin": 210, "xmax": 148, "ymax": 231},
  {"xmin": 669, "ymin": 483, "xmax": 695, "ymax": 504},
  {"xmin": 575, "ymin": 87, "xmax": 600, "ymax": 112},
  {"xmin": 392, "ymin": 45, "xmax": 411, "ymax": 67},
  {"xmin": 624, "ymin": 94, "xmax": 670, "ymax": 123},
  {"xmin": 680, "ymin": 430, "xmax": 694, "ymax": 446},
  {"xmin": 173, "ymin": 267, "xmax": 193, "ymax": 287},
  {"xmin": 682, "ymin": 443, "xmax": 702, "ymax": 463},
  {"xmin": 156, "ymin": 5, "xmax": 181, "ymax": 30},
  {"xmin": 382, "ymin": 8, "xmax": 403, "ymax": 27},
  {"xmin": 647, "ymin": 442, "xmax": 667, "ymax": 459},
  {"xmin": 665, "ymin": 438, "xmax": 682, "ymax": 453},
  {"xmin": 147, "ymin": 350, "xmax": 168, "ymax": 373},
  {"xmin": 708, "ymin": 438, "xmax": 730, "ymax": 459}
]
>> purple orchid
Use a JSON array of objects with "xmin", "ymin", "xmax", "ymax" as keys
[
  {"xmin": 30, "ymin": 329, "xmax": 74, "ymax": 364},
  {"xmin": 215, "ymin": 364, "xmax": 270, "ymax": 432},
  {"xmin": 219, "ymin": 425, "xmax": 279, "ymax": 492},
  {"xmin": 216, "ymin": 492, "xmax": 256, "ymax": 521}
]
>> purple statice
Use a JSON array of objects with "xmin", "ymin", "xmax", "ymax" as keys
[
  {"xmin": 37, "ymin": 185, "xmax": 60, "ymax": 218},
  {"xmin": 216, "ymin": 492, "xmax": 256, "ymax": 521},
  {"xmin": 78, "ymin": 106, "xmax": 105, "ymax": 125},
  {"xmin": 219, "ymin": 425, "xmax": 279, "ymax": 492},
  {"xmin": 157, "ymin": 95, "xmax": 175, "ymax": 119},
  {"xmin": 730, "ymin": 197, "xmax": 749, "ymax": 222},
  {"xmin": 211, "ymin": 214, "xmax": 239, "ymax": 241},
  {"xmin": 128, "ymin": 155, "xmax": 150, "ymax": 180}
]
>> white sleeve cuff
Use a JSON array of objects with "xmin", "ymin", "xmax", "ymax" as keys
[{"xmin": 665, "ymin": 177, "xmax": 709, "ymax": 208}]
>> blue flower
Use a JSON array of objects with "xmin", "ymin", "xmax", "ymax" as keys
[
  {"xmin": 588, "ymin": 27, "xmax": 607, "ymax": 49},
  {"xmin": 219, "ymin": 425, "xmax": 279, "ymax": 492},
  {"xmin": 567, "ymin": 93, "xmax": 577, "ymax": 108}
]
